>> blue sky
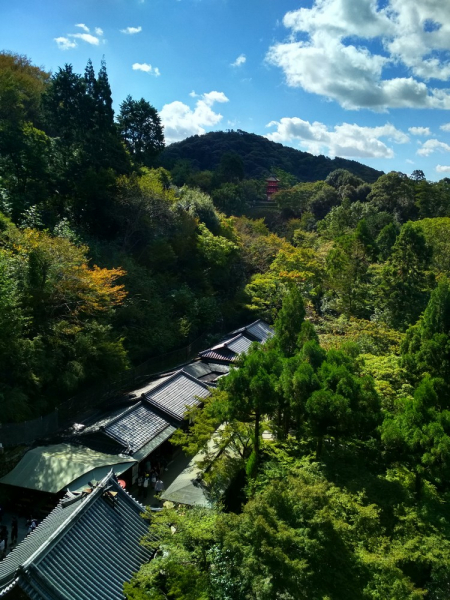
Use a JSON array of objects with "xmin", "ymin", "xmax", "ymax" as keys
[{"xmin": 3, "ymin": 0, "xmax": 450, "ymax": 180}]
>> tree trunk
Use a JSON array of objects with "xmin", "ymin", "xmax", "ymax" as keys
[
  {"xmin": 316, "ymin": 435, "xmax": 323, "ymax": 459},
  {"xmin": 254, "ymin": 410, "xmax": 260, "ymax": 460}
]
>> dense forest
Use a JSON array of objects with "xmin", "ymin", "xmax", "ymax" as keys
[{"xmin": 3, "ymin": 50, "xmax": 450, "ymax": 599}]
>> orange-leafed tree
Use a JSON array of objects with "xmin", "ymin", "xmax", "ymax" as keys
[{"xmin": 0, "ymin": 218, "xmax": 129, "ymax": 420}]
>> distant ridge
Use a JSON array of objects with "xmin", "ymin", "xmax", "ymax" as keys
[{"xmin": 160, "ymin": 130, "xmax": 384, "ymax": 184}]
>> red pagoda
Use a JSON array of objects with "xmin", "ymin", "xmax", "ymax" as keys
[{"xmin": 266, "ymin": 175, "xmax": 280, "ymax": 201}]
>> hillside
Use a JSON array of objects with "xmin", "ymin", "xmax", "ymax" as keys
[{"xmin": 159, "ymin": 130, "xmax": 384, "ymax": 183}]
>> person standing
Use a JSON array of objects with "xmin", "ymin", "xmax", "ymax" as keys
[
  {"xmin": 143, "ymin": 474, "xmax": 150, "ymax": 499},
  {"xmin": 1, "ymin": 526, "xmax": 8, "ymax": 550},
  {"xmin": 154, "ymin": 478, "xmax": 164, "ymax": 495},
  {"xmin": 27, "ymin": 519, "xmax": 37, "ymax": 534},
  {"xmin": 137, "ymin": 474, "xmax": 144, "ymax": 498}
]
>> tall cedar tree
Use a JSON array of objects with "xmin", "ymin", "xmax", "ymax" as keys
[
  {"xmin": 274, "ymin": 285, "xmax": 306, "ymax": 357},
  {"xmin": 117, "ymin": 95, "xmax": 164, "ymax": 166},
  {"xmin": 378, "ymin": 222, "xmax": 433, "ymax": 331}
]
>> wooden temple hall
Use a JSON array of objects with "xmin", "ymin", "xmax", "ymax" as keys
[{"xmin": 0, "ymin": 320, "xmax": 273, "ymax": 599}]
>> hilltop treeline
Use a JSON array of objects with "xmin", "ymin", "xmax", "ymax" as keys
[{"xmin": 159, "ymin": 130, "xmax": 383, "ymax": 183}]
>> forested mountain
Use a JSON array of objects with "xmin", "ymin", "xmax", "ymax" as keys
[{"xmin": 159, "ymin": 130, "xmax": 384, "ymax": 183}]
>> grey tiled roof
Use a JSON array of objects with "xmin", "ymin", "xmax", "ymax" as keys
[
  {"xmin": 199, "ymin": 333, "xmax": 256, "ymax": 364},
  {"xmin": 198, "ymin": 347, "xmax": 237, "ymax": 363},
  {"xmin": 0, "ymin": 498, "xmax": 81, "ymax": 596},
  {"xmin": 143, "ymin": 371, "xmax": 211, "ymax": 421},
  {"xmin": 226, "ymin": 334, "xmax": 254, "ymax": 355},
  {"xmin": 104, "ymin": 401, "xmax": 173, "ymax": 454},
  {"xmin": 247, "ymin": 320, "xmax": 274, "ymax": 342},
  {"xmin": 132, "ymin": 425, "xmax": 177, "ymax": 462},
  {"xmin": 182, "ymin": 361, "xmax": 230, "ymax": 381},
  {"xmin": 0, "ymin": 473, "xmax": 153, "ymax": 600},
  {"xmin": 229, "ymin": 319, "xmax": 274, "ymax": 343}
]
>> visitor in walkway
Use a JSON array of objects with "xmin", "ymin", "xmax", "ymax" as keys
[
  {"xmin": 137, "ymin": 474, "xmax": 144, "ymax": 498},
  {"xmin": 155, "ymin": 478, "xmax": 164, "ymax": 494},
  {"xmin": 143, "ymin": 474, "xmax": 150, "ymax": 499}
]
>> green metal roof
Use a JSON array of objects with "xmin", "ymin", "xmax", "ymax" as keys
[{"xmin": 0, "ymin": 443, "xmax": 136, "ymax": 493}]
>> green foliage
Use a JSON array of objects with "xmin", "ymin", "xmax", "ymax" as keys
[
  {"xmin": 196, "ymin": 223, "xmax": 239, "ymax": 267},
  {"xmin": 221, "ymin": 344, "xmax": 283, "ymax": 464},
  {"xmin": 325, "ymin": 233, "xmax": 372, "ymax": 318},
  {"xmin": 325, "ymin": 168, "xmax": 365, "ymax": 190},
  {"xmin": 217, "ymin": 152, "xmax": 245, "ymax": 183},
  {"xmin": 273, "ymin": 180, "xmax": 325, "ymax": 213},
  {"xmin": 413, "ymin": 218, "xmax": 450, "ymax": 274},
  {"xmin": 274, "ymin": 286, "xmax": 306, "ymax": 357},
  {"xmin": 117, "ymin": 95, "xmax": 164, "ymax": 166},
  {"xmin": 0, "ymin": 218, "xmax": 128, "ymax": 419},
  {"xmin": 381, "ymin": 376, "xmax": 450, "ymax": 493},
  {"xmin": 401, "ymin": 277, "xmax": 450, "ymax": 388},
  {"xmin": 367, "ymin": 171, "xmax": 417, "ymax": 223},
  {"xmin": 128, "ymin": 446, "xmax": 450, "ymax": 600},
  {"xmin": 178, "ymin": 187, "xmax": 220, "ymax": 233},
  {"xmin": 377, "ymin": 222, "xmax": 434, "ymax": 331},
  {"xmin": 376, "ymin": 222, "xmax": 398, "ymax": 261}
]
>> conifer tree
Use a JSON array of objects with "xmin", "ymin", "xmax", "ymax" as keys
[
  {"xmin": 117, "ymin": 95, "xmax": 164, "ymax": 166},
  {"xmin": 377, "ymin": 222, "xmax": 433, "ymax": 330},
  {"xmin": 274, "ymin": 286, "xmax": 306, "ymax": 357}
]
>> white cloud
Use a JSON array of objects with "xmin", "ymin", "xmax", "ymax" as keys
[
  {"xmin": 436, "ymin": 165, "xmax": 450, "ymax": 173},
  {"xmin": 132, "ymin": 62, "xmax": 160, "ymax": 76},
  {"xmin": 202, "ymin": 91, "xmax": 228, "ymax": 106},
  {"xmin": 95, "ymin": 27, "xmax": 103, "ymax": 36},
  {"xmin": 409, "ymin": 127, "xmax": 431, "ymax": 136},
  {"xmin": 69, "ymin": 33, "xmax": 100, "ymax": 45},
  {"xmin": 231, "ymin": 54, "xmax": 246, "ymax": 67},
  {"xmin": 267, "ymin": 0, "xmax": 450, "ymax": 110},
  {"xmin": 160, "ymin": 91, "xmax": 229, "ymax": 144},
  {"xmin": 75, "ymin": 23, "xmax": 90, "ymax": 33},
  {"xmin": 417, "ymin": 139, "xmax": 450, "ymax": 156},
  {"xmin": 189, "ymin": 90, "xmax": 198, "ymax": 98},
  {"xmin": 266, "ymin": 117, "xmax": 409, "ymax": 158},
  {"xmin": 440, "ymin": 123, "xmax": 450, "ymax": 131},
  {"xmin": 121, "ymin": 26, "xmax": 142, "ymax": 35},
  {"xmin": 55, "ymin": 37, "xmax": 77, "ymax": 50}
]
